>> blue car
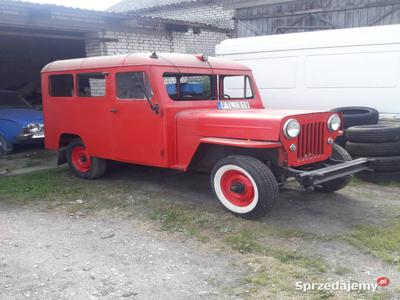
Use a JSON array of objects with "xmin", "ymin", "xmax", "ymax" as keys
[{"xmin": 0, "ymin": 90, "xmax": 44, "ymax": 155}]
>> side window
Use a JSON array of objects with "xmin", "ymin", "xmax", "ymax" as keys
[
  {"xmin": 49, "ymin": 74, "xmax": 74, "ymax": 97},
  {"xmin": 116, "ymin": 72, "xmax": 153, "ymax": 100},
  {"xmin": 77, "ymin": 73, "xmax": 106, "ymax": 97}
]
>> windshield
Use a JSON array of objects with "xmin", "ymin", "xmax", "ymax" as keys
[
  {"xmin": 0, "ymin": 90, "xmax": 30, "ymax": 109},
  {"xmin": 164, "ymin": 73, "xmax": 216, "ymax": 101},
  {"xmin": 222, "ymin": 75, "xmax": 254, "ymax": 99},
  {"xmin": 163, "ymin": 73, "xmax": 255, "ymax": 101}
]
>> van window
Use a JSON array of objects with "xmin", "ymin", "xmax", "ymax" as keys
[
  {"xmin": 116, "ymin": 72, "xmax": 153, "ymax": 100},
  {"xmin": 77, "ymin": 73, "xmax": 106, "ymax": 97},
  {"xmin": 163, "ymin": 73, "xmax": 215, "ymax": 101},
  {"xmin": 223, "ymin": 76, "xmax": 254, "ymax": 99},
  {"xmin": 49, "ymin": 74, "xmax": 74, "ymax": 97}
]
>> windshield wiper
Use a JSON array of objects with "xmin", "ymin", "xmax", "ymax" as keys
[{"xmin": 134, "ymin": 74, "xmax": 159, "ymax": 115}]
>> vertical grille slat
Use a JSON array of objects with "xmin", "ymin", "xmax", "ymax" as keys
[{"xmin": 297, "ymin": 121, "xmax": 325, "ymax": 161}]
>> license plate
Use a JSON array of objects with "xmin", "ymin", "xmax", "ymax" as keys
[{"xmin": 217, "ymin": 101, "xmax": 250, "ymax": 110}]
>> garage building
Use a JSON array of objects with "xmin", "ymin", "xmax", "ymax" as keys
[{"xmin": 0, "ymin": 0, "xmax": 230, "ymax": 99}]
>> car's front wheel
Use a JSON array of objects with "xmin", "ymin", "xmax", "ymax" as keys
[
  {"xmin": 66, "ymin": 139, "xmax": 107, "ymax": 179},
  {"xmin": 211, "ymin": 155, "xmax": 279, "ymax": 219}
]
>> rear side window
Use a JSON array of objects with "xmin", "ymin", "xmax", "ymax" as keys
[
  {"xmin": 49, "ymin": 74, "xmax": 74, "ymax": 97},
  {"xmin": 116, "ymin": 72, "xmax": 153, "ymax": 100},
  {"xmin": 77, "ymin": 73, "xmax": 106, "ymax": 97}
]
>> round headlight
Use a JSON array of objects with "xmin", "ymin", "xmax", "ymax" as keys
[
  {"xmin": 327, "ymin": 114, "xmax": 341, "ymax": 132},
  {"xmin": 27, "ymin": 123, "xmax": 41, "ymax": 134},
  {"xmin": 283, "ymin": 119, "xmax": 301, "ymax": 139}
]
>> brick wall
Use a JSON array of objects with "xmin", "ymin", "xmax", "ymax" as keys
[{"xmin": 85, "ymin": 27, "xmax": 228, "ymax": 57}]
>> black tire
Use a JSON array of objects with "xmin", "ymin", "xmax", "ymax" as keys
[
  {"xmin": 368, "ymin": 156, "xmax": 400, "ymax": 172},
  {"xmin": 314, "ymin": 143, "xmax": 352, "ymax": 193},
  {"xmin": 0, "ymin": 134, "xmax": 13, "ymax": 156},
  {"xmin": 334, "ymin": 135, "xmax": 346, "ymax": 148},
  {"xmin": 357, "ymin": 170, "xmax": 400, "ymax": 183},
  {"xmin": 331, "ymin": 107, "xmax": 379, "ymax": 129},
  {"xmin": 346, "ymin": 124, "xmax": 400, "ymax": 143},
  {"xmin": 66, "ymin": 139, "xmax": 107, "ymax": 179},
  {"xmin": 211, "ymin": 155, "xmax": 279, "ymax": 219},
  {"xmin": 346, "ymin": 141, "xmax": 400, "ymax": 157}
]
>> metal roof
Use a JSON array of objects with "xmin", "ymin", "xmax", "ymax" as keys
[
  {"xmin": 0, "ymin": 0, "xmax": 228, "ymax": 32},
  {"xmin": 108, "ymin": 0, "xmax": 201, "ymax": 12},
  {"xmin": 41, "ymin": 53, "xmax": 250, "ymax": 72},
  {"xmin": 4, "ymin": 0, "xmax": 125, "ymax": 16}
]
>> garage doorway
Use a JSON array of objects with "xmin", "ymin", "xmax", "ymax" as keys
[{"xmin": 0, "ymin": 30, "xmax": 85, "ymax": 109}]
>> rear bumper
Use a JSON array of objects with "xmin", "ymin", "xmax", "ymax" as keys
[{"xmin": 281, "ymin": 158, "xmax": 370, "ymax": 186}]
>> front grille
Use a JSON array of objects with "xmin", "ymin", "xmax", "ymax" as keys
[{"xmin": 297, "ymin": 121, "xmax": 325, "ymax": 161}]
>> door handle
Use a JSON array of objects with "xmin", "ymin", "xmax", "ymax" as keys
[{"xmin": 110, "ymin": 108, "xmax": 119, "ymax": 113}]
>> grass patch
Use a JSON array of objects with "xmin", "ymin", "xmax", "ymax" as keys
[
  {"xmin": 378, "ymin": 180, "xmax": 400, "ymax": 188},
  {"xmin": 345, "ymin": 223, "xmax": 400, "ymax": 269},
  {"xmin": 225, "ymin": 231, "xmax": 326, "ymax": 273},
  {"xmin": 0, "ymin": 169, "xmax": 81, "ymax": 201},
  {"xmin": 148, "ymin": 205, "xmax": 210, "ymax": 242},
  {"xmin": 349, "ymin": 177, "xmax": 365, "ymax": 187},
  {"xmin": 334, "ymin": 266, "xmax": 352, "ymax": 276}
]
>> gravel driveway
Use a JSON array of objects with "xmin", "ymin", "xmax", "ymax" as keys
[
  {"xmin": 0, "ymin": 202, "xmax": 243, "ymax": 300},
  {"xmin": 0, "ymin": 152, "xmax": 399, "ymax": 299}
]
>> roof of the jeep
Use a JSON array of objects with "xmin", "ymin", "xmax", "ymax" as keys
[{"xmin": 41, "ymin": 53, "xmax": 251, "ymax": 73}]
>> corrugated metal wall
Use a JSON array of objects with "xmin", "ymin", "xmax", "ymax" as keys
[{"xmin": 235, "ymin": 0, "xmax": 400, "ymax": 37}]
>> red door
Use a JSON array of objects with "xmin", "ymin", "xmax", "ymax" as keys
[{"xmin": 110, "ymin": 69, "xmax": 165, "ymax": 166}]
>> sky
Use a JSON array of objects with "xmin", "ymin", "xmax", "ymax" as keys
[{"xmin": 18, "ymin": 0, "xmax": 121, "ymax": 11}]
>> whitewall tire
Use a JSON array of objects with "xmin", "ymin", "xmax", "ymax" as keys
[{"xmin": 211, "ymin": 155, "xmax": 279, "ymax": 219}]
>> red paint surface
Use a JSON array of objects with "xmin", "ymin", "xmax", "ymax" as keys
[
  {"xmin": 220, "ymin": 170, "xmax": 255, "ymax": 207},
  {"xmin": 41, "ymin": 53, "xmax": 340, "ymax": 170},
  {"xmin": 71, "ymin": 146, "xmax": 91, "ymax": 172}
]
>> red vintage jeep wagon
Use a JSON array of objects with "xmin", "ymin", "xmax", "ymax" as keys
[{"xmin": 41, "ymin": 53, "xmax": 369, "ymax": 219}]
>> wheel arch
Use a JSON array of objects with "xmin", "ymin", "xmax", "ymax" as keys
[
  {"xmin": 188, "ymin": 139, "xmax": 282, "ymax": 172},
  {"xmin": 57, "ymin": 133, "xmax": 83, "ymax": 165}
]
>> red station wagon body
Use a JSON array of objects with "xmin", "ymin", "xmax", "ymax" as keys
[
  {"xmin": 41, "ymin": 53, "xmax": 340, "ymax": 170},
  {"xmin": 41, "ymin": 53, "xmax": 369, "ymax": 219}
]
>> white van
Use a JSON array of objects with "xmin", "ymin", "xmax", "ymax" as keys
[{"xmin": 216, "ymin": 25, "xmax": 400, "ymax": 119}]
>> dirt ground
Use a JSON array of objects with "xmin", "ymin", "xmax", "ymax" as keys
[
  {"xmin": 0, "ymin": 144, "xmax": 56, "ymax": 176},
  {"xmin": 0, "ymin": 147, "xmax": 399, "ymax": 299}
]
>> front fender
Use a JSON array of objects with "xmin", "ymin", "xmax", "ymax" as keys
[{"xmin": 172, "ymin": 136, "xmax": 282, "ymax": 171}]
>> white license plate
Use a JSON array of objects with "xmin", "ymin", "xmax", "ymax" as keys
[{"xmin": 217, "ymin": 101, "xmax": 250, "ymax": 110}]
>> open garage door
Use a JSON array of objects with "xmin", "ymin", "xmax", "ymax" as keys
[{"xmin": 0, "ymin": 28, "xmax": 86, "ymax": 109}]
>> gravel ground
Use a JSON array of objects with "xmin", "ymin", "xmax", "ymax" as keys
[
  {"xmin": 0, "ymin": 203, "xmax": 243, "ymax": 300},
  {"xmin": 1, "ymin": 147, "xmax": 400, "ymax": 299}
]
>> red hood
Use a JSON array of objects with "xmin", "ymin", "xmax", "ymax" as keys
[{"xmin": 176, "ymin": 108, "xmax": 324, "ymax": 141}]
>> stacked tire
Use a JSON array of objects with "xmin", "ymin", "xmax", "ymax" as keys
[
  {"xmin": 331, "ymin": 107, "xmax": 379, "ymax": 147},
  {"xmin": 345, "ymin": 124, "xmax": 400, "ymax": 183}
]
